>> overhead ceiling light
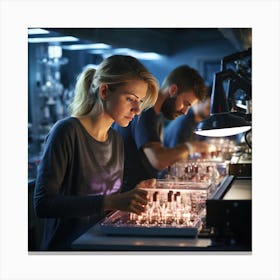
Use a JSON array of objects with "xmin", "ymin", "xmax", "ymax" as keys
[
  {"xmin": 28, "ymin": 28, "xmax": 50, "ymax": 35},
  {"xmin": 62, "ymin": 43, "xmax": 111, "ymax": 50},
  {"xmin": 28, "ymin": 36, "xmax": 79, "ymax": 43},
  {"xmin": 133, "ymin": 52, "xmax": 162, "ymax": 60},
  {"xmin": 111, "ymin": 48, "xmax": 163, "ymax": 60}
]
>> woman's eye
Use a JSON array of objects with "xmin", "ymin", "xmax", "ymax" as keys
[
  {"xmin": 126, "ymin": 96, "xmax": 143, "ymax": 105},
  {"xmin": 127, "ymin": 97, "xmax": 134, "ymax": 103}
]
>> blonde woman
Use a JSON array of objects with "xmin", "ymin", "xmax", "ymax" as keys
[{"xmin": 34, "ymin": 55, "xmax": 158, "ymax": 250}]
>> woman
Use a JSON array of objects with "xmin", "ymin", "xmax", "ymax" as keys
[{"xmin": 34, "ymin": 55, "xmax": 159, "ymax": 250}]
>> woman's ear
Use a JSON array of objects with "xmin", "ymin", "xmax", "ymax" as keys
[
  {"xmin": 99, "ymin": 84, "xmax": 109, "ymax": 101},
  {"xmin": 168, "ymin": 84, "xmax": 178, "ymax": 97}
]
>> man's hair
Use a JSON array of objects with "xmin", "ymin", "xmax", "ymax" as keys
[{"xmin": 161, "ymin": 65, "xmax": 207, "ymax": 101}]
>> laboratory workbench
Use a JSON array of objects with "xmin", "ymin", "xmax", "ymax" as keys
[{"xmin": 71, "ymin": 177, "xmax": 252, "ymax": 252}]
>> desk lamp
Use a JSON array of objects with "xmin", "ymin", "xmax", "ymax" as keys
[{"xmin": 194, "ymin": 69, "xmax": 251, "ymax": 137}]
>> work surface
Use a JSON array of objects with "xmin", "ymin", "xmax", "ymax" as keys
[
  {"xmin": 72, "ymin": 223, "xmax": 213, "ymax": 251},
  {"xmin": 71, "ymin": 222, "xmax": 251, "ymax": 251},
  {"xmin": 72, "ymin": 178, "xmax": 252, "ymax": 252}
]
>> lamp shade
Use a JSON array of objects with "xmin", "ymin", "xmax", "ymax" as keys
[
  {"xmin": 195, "ymin": 112, "xmax": 251, "ymax": 137},
  {"xmin": 194, "ymin": 69, "xmax": 251, "ymax": 137}
]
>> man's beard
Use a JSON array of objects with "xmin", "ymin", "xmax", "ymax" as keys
[{"xmin": 161, "ymin": 96, "xmax": 179, "ymax": 120}]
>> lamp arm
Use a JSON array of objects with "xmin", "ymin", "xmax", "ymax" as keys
[
  {"xmin": 216, "ymin": 69, "xmax": 251, "ymax": 97},
  {"xmin": 211, "ymin": 69, "xmax": 252, "ymax": 115},
  {"xmin": 227, "ymin": 70, "xmax": 251, "ymax": 100},
  {"xmin": 245, "ymin": 129, "xmax": 252, "ymax": 149}
]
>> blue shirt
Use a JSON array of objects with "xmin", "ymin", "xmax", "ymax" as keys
[
  {"xmin": 163, "ymin": 108, "xmax": 206, "ymax": 148},
  {"xmin": 112, "ymin": 107, "xmax": 163, "ymax": 192}
]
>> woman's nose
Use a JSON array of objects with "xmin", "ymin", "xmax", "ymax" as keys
[{"xmin": 132, "ymin": 105, "xmax": 141, "ymax": 115}]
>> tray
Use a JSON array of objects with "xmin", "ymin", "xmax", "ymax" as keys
[{"xmin": 98, "ymin": 211, "xmax": 201, "ymax": 237}]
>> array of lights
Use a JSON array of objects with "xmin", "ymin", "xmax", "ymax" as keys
[{"xmin": 28, "ymin": 28, "xmax": 164, "ymax": 61}]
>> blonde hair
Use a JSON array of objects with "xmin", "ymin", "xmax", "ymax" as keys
[{"xmin": 69, "ymin": 55, "xmax": 159, "ymax": 118}]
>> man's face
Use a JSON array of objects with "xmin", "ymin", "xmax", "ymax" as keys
[{"xmin": 161, "ymin": 90, "xmax": 198, "ymax": 120}]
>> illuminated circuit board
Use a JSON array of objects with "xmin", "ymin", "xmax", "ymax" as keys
[{"xmin": 99, "ymin": 160, "xmax": 228, "ymax": 237}]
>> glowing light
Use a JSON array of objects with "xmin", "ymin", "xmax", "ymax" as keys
[
  {"xmin": 28, "ymin": 28, "xmax": 50, "ymax": 35},
  {"xmin": 28, "ymin": 36, "xmax": 79, "ymax": 43},
  {"xmin": 195, "ymin": 126, "xmax": 251, "ymax": 137},
  {"xmin": 62, "ymin": 43, "xmax": 111, "ymax": 50}
]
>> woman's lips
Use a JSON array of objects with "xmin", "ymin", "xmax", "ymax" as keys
[{"xmin": 125, "ymin": 116, "xmax": 134, "ymax": 121}]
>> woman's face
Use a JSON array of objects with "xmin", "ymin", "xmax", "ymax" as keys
[{"xmin": 104, "ymin": 80, "xmax": 148, "ymax": 127}]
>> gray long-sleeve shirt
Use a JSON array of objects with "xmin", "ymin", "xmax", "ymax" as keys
[{"xmin": 34, "ymin": 117, "xmax": 124, "ymax": 250}]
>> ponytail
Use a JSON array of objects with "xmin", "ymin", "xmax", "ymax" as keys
[{"xmin": 69, "ymin": 67, "xmax": 103, "ymax": 118}]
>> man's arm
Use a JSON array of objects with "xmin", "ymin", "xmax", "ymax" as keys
[
  {"xmin": 142, "ymin": 141, "xmax": 190, "ymax": 171},
  {"xmin": 143, "ymin": 140, "xmax": 211, "ymax": 171}
]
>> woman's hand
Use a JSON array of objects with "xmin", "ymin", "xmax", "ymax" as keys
[{"xmin": 103, "ymin": 178, "xmax": 156, "ymax": 214}]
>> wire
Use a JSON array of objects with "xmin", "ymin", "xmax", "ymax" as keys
[{"xmin": 244, "ymin": 129, "xmax": 252, "ymax": 149}]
